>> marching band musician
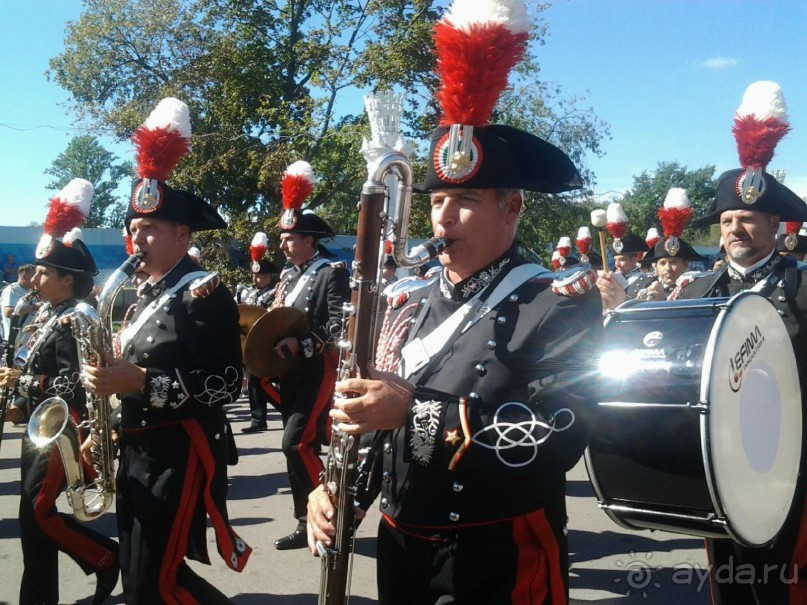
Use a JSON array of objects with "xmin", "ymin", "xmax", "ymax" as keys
[
  {"xmin": 612, "ymin": 231, "xmax": 648, "ymax": 287},
  {"xmin": 676, "ymin": 81, "xmax": 807, "ymax": 604},
  {"xmin": 599, "ymin": 188, "xmax": 702, "ymax": 309},
  {"xmin": 81, "ymin": 98, "xmax": 250, "ymax": 603},
  {"xmin": 0, "ymin": 179, "xmax": 119, "ymax": 605},
  {"xmin": 242, "ymin": 233, "xmax": 281, "ymax": 434},
  {"xmin": 270, "ymin": 161, "xmax": 351, "ymax": 550},
  {"xmin": 307, "ymin": 1, "xmax": 603, "ymax": 602}
]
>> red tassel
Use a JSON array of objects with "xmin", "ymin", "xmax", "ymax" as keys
[
  {"xmin": 434, "ymin": 21, "xmax": 529, "ymax": 126},
  {"xmin": 250, "ymin": 244, "xmax": 267, "ymax": 262},
  {"xmin": 733, "ymin": 115, "xmax": 790, "ymax": 170},
  {"xmin": 657, "ymin": 206, "xmax": 692, "ymax": 238},
  {"xmin": 132, "ymin": 126, "xmax": 191, "ymax": 181},
  {"xmin": 44, "ymin": 198, "xmax": 85, "ymax": 238},
  {"xmin": 576, "ymin": 237, "xmax": 591, "ymax": 255}
]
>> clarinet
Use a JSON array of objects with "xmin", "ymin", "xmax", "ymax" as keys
[{"xmin": 0, "ymin": 289, "xmax": 38, "ymax": 450}]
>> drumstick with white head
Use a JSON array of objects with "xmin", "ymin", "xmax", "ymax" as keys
[{"xmin": 590, "ymin": 209, "xmax": 609, "ymax": 270}]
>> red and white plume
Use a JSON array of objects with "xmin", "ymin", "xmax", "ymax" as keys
[
  {"xmin": 556, "ymin": 236, "xmax": 571, "ymax": 267},
  {"xmin": 658, "ymin": 188, "xmax": 692, "ymax": 238},
  {"xmin": 645, "ymin": 227, "xmax": 661, "ymax": 249},
  {"xmin": 122, "ymin": 226, "xmax": 134, "ymax": 255},
  {"xmin": 250, "ymin": 232, "xmax": 268, "ymax": 272},
  {"xmin": 279, "ymin": 161, "xmax": 315, "ymax": 228},
  {"xmin": 44, "ymin": 178, "xmax": 93, "ymax": 238},
  {"xmin": 63, "ymin": 228, "xmax": 83, "ymax": 247},
  {"xmin": 434, "ymin": 0, "xmax": 529, "ymax": 127},
  {"xmin": 576, "ymin": 226, "xmax": 592, "ymax": 261},
  {"xmin": 733, "ymin": 81, "xmax": 789, "ymax": 173},
  {"xmin": 658, "ymin": 188, "xmax": 692, "ymax": 257},
  {"xmin": 132, "ymin": 97, "xmax": 192, "ymax": 181},
  {"xmin": 783, "ymin": 221, "xmax": 803, "ymax": 251},
  {"xmin": 188, "ymin": 246, "xmax": 201, "ymax": 262},
  {"xmin": 733, "ymin": 81, "xmax": 789, "ymax": 203},
  {"xmin": 551, "ymin": 249, "xmax": 560, "ymax": 270},
  {"xmin": 605, "ymin": 202, "xmax": 629, "ymax": 253}
]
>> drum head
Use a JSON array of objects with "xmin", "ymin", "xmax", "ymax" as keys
[{"xmin": 703, "ymin": 292, "xmax": 802, "ymax": 546}]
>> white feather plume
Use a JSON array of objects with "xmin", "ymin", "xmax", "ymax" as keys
[
  {"xmin": 606, "ymin": 202, "xmax": 628, "ymax": 224},
  {"xmin": 251, "ymin": 232, "xmax": 269, "ymax": 248},
  {"xmin": 64, "ymin": 227, "xmax": 83, "ymax": 245},
  {"xmin": 736, "ymin": 81, "xmax": 788, "ymax": 123},
  {"xmin": 646, "ymin": 227, "xmax": 660, "ymax": 240},
  {"xmin": 663, "ymin": 188, "xmax": 691, "ymax": 209},
  {"xmin": 576, "ymin": 226, "xmax": 592, "ymax": 240},
  {"xmin": 444, "ymin": 0, "xmax": 529, "ymax": 34},
  {"xmin": 285, "ymin": 160, "xmax": 315, "ymax": 185},
  {"xmin": 557, "ymin": 236, "xmax": 572, "ymax": 249},
  {"xmin": 144, "ymin": 97, "xmax": 192, "ymax": 139},
  {"xmin": 58, "ymin": 178, "xmax": 93, "ymax": 218}
]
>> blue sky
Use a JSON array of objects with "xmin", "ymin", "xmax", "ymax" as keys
[{"xmin": 0, "ymin": 0, "xmax": 805, "ymax": 228}]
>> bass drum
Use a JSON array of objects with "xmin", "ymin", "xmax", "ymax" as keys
[{"xmin": 586, "ymin": 291, "xmax": 802, "ymax": 547}]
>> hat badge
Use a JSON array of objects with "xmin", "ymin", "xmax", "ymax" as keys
[
  {"xmin": 736, "ymin": 168, "xmax": 766, "ymax": 205},
  {"xmin": 785, "ymin": 232, "xmax": 799, "ymax": 251},
  {"xmin": 132, "ymin": 178, "xmax": 163, "ymax": 213},
  {"xmin": 433, "ymin": 126, "xmax": 482, "ymax": 184},
  {"xmin": 664, "ymin": 236, "xmax": 681, "ymax": 257},
  {"xmin": 279, "ymin": 208, "xmax": 298, "ymax": 230},
  {"xmin": 36, "ymin": 235, "xmax": 55, "ymax": 260}
]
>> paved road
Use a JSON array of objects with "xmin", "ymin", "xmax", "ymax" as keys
[{"xmin": 0, "ymin": 398, "xmax": 712, "ymax": 604}]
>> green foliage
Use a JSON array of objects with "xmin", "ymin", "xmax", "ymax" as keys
[
  {"xmin": 44, "ymin": 134, "xmax": 133, "ymax": 228},
  {"xmin": 48, "ymin": 0, "xmax": 612, "ymax": 275},
  {"xmin": 618, "ymin": 161, "xmax": 717, "ymax": 246}
]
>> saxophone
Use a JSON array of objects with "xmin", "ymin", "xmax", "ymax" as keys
[
  {"xmin": 28, "ymin": 253, "xmax": 143, "ymax": 521},
  {"xmin": 317, "ymin": 92, "xmax": 445, "ymax": 605}
]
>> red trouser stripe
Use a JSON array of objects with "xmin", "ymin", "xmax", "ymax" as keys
[
  {"xmin": 158, "ymin": 447, "xmax": 203, "ymax": 605},
  {"xmin": 512, "ymin": 509, "xmax": 566, "ymax": 605},
  {"xmin": 33, "ymin": 451, "xmax": 114, "ymax": 570},
  {"xmin": 259, "ymin": 378, "xmax": 281, "ymax": 406},
  {"xmin": 299, "ymin": 350, "xmax": 337, "ymax": 485},
  {"xmin": 183, "ymin": 420, "xmax": 252, "ymax": 572}
]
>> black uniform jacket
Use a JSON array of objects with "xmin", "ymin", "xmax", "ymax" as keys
[
  {"xmin": 118, "ymin": 256, "xmax": 243, "ymax": 430},
  {"xmin": 370, "ymin": 248, "xmax": 604, "ymax": 529},
  {"xmin": 17, "ymin": 299, "xmax": 86, "ymax": 419},
  {"xmin": 245, "ymin": 285, "xmax": 274, "ymax": 309},
  {"xmin": 276, "ymin": 254, "xmax": 350, "ymax": 358}
]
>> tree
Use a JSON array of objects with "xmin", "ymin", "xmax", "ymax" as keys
[
  {"xmin": 618, "ymin": 161, "xmax": 717, "ymax": 246},
  {"xmin": 44, "ymin": 134, "xmax": 134, "ymax": 228},
  {"xmin": 48, "ymin": 0, "xmax": 611, "ymax": 273}
]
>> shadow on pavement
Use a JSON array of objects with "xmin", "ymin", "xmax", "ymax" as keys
[{"xmin": 228, "ymin": 472, "xmax": 288, "ymax": 500}]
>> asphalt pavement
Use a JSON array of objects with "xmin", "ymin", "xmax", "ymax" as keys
[{"xmin": 0, "ymin": 398, "xmax": 711, "ymax": 604}]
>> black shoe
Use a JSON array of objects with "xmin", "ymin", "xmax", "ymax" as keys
[
  {"xmin": 274, "ymin": 528, "xmax": 307, "ymax": 550},
  {"xmin": 241, "ymin": 425, "xmax": 266, "ymax": 434},
  {"xmin": 93, "ymin": 564, "xmax": 119, "ymax": 605}
]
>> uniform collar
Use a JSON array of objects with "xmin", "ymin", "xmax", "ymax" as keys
[
  {"xmin": 140, "ymin": 256, "xmax": 196, "ymax": 299},
  {"xmin": 727, "ymin": 249, "xmax": 777, "ymax": 283},
  {"xmin": 439, "ymin": 246, "xmax": 518, "ymax": 302},
  {"xmin": 292, "ymin": 251, "xmax": 322, "ymax": 274}
]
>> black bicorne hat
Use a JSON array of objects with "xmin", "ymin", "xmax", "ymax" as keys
[
  {"xmin": 417, "ymin": 124, "xmax": 582, "ymax": 194},
  {"xmin": 776, "ymin": 233, "xmax": 807, "ymax": 254},
  {"xmin": 36, "ymin": 237, "xmax": 98, "ymax": 275},
  {"xmin": 279, "ymin": 210, "xmax": 335, "ymax": 238},
  {"xmin": 694, "ymin": 169, "xmax": 807, "ymax": 225},
  {"xmin": 126, "ymin": 181, "xmax": 226, "ymax": 232},
  {"xmin": 251, "ymin": 259, "xmax": 280, "ymax": 275},
  {"xmin": 642, "ymin": 237, "xmax": 703, "ymax": 263},
  {"xmin": 612, "ymin": 232, "xmax": 648, "ymax": 256}
]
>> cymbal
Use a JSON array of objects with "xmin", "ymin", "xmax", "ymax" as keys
[
  {"xmin": 237, "ymin": 304, "xmax": 267, "ymax": 355},
  {"xmin": 243, "ymin": 307, "xmax": 310, "ymax": 378}
]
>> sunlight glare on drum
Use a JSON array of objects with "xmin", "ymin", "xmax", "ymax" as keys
[{"xmin": 598, "ymin": 350, "xmax": 643, "ymax": 380}]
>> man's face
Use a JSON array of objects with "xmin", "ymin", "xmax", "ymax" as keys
[
  {"xmin": 430, "ymin": 188, "xmax": 520, "ymax": 281},
  {"xmin": 654, "ymin": 257, "xmax": 689, "ymax": 288},
  {"xmin": 279, "ymin": 232, "xmax": 316, "ymax": 266},
  {"xmin": 720, "ymin": 209, "xmax": 779, "ymax": 267},
  {"xmin": 614, "ymin": 254, "xmax": 638, "ymax": 274},
  {"xmin": 251, "ymin": 271, "xmax": 273, "ymax": 288},
  {"xmin": 129, "ymin": 217, "xmax": 190, "ymax": 279}
]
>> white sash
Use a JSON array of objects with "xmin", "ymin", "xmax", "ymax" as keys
[
  {"xmin": 400, "ymin": 264, "xmax": 547, "ymax": 379},
  {"xmin": 118, "ymin": 271, "xmax": 208, "ymax": 353},
  {"xmin": 284, "ymin": 259, "xmax": 330, "ymax": 307}
]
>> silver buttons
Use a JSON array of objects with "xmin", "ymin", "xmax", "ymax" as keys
[
  {"xmin": 487, "ymin": 340, "xmax": 496, "ymax": 350},
  {"xmin": 452, "ymin": 482, "xmax": 463, "ymax": 493},
  {"xmin": 508, "ymin": 294, "xmax": 519, "ymax": 303},
  {"xmin": 497, "ymin": 316, "xmax": 507, "ymax": 325},
  {"xmin": 449, "ymin": 512, "xmax": 460, "ymax": 522},
  {"xmin": 474, "ymin": 364, "xmax": 486, "ymax": 376},
  {"xmin": 381, "ymin": 498, "xmax": 389, "ymax": 509}
]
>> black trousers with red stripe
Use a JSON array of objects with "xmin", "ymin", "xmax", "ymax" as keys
[
  {"xmin": 376, "ymin": 507, "xmax": 569, "ymax": 605},
  {"xmin": 116, "ymin": 425, "xmax": 231, "ymax": 605},
  {"xmin": 18, "ymin": 434, "xmax": 118, "ymax": 605},
  {"xmin": 277, "ymin": 350, "xmax": 337, "ymax": 524},
  {"xmin": 246, "ymin": 373, "xmax": 280, "ymax": 428}
]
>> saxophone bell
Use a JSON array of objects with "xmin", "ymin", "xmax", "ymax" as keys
[{"xmin": 27, "ymin": 397, "xmax": 113, "ymax": 521}]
